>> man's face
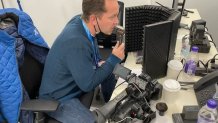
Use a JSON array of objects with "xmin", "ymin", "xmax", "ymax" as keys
[{"xmin": 96, "ymin": 0, "xmax": 119, "ymax": 35}]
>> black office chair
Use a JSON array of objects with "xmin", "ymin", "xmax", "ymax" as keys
[{"xmin": 19, "ymin": 45, "xmax": 94, "ymax": 123}]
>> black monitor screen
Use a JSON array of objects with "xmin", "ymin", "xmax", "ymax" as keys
[{"xmin": 142, "ymin": 21, "xmax": 173, "ymax": 79}]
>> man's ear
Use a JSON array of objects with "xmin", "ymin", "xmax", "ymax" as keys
[{"xmin": 89, "ymin": 15, "xmax": 97, "ymax": 25}]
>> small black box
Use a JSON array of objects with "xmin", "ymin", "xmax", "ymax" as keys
[{"xmin": 182, "ymin": 105, "xmax": 200, "ymax": 120}]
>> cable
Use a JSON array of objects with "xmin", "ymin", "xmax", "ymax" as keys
[
  {"xmin": 115, "ymin": 117, "xmax": 133, "ymax": 123},
  {"xmin": 1, "ymin": 0, "xmax": 4, "ymax": 9},
  {"xmin": 184, "ymin": 9, "xmax": 194, "ymax": 13},
  {"xmin": 204, "ymin": 28, "xmax": 216, "ymax": 48},
  {"xmin": 182, "ymin": 34, "xmax": 189, "ymax": 41},
  {"xmin": 213, "ymin": 54, "xmax": 218, "ymax": 59},
  {"xmin": 176, "ymin": 69, "xmax": 183, "ymax": 81},
  {"xmin": 197, "ymin": 60, "xmax": 207, "ymax": 68},
  {"xmin": 179, "ymin": 81, "xmax": 195, "ymax": 90},
  {"xmin": 205, "ymin": 59, "xmax": 212, "ymax": 68},
  {"xmin": 205, "ymin": 31, "xmax": 214, "ymax": 42},
  {"xmin": 114, "ymin": 80, "xmax": 127, "ymax": 89},
  {"xmin": 176, "ymin": 59, "xmax": 186, "ymax": 81},
  {"xmin": 181, "ymin": 87, "xmax": 193, "ymax": 90},
  {"xmin": 181, "ymin": 58, "xmax": 186, "ymax": 64},
  {"xmin": 205, "ymin": 26, "xmax": 209, "ymax": 32},
  {"xmin": 209, "ymin": 41, "xmax": 216, "ymax": 47},
  {"xmin": 131, "ymin": 81, "xmax": 151, "ymax": 109},
  {"xmin": 17, "ymin": 0, "xmax": 23, "ymax": 11}
]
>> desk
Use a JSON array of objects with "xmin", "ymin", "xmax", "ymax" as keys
[{"xmin": 112, "ymin": 9, "xmax": 218, "ymax": 123}]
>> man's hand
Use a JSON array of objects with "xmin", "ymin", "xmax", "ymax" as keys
[
  {"xmin": 98, "ymin": 61, "xmax": 105, "ymax": 66},
  {"xmin": 112, "ymin": 41, "xmax": 125, "ymax": 60}
]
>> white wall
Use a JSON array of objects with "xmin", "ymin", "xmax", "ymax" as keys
[
  {"xmin": 1, "ymin": 0, "xmax": 217, "ymax": 47},
  {"xmin": 1, "ymin": 0, "xmax": 83, "ymax": 46}
]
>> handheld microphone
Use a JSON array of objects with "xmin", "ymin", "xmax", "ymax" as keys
[{"xmin": 114, "ymin": 25, "xmax": 125, "ymax": 44}]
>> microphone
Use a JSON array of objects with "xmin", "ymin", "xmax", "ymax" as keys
[{"xmin": 114, "ymin": 25, "xmax": 125, "ymax": 44}]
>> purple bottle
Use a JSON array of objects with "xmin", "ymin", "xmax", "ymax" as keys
[{"xmin": 184, "ymin": 46, "xmax": 199, "ymax": 75}]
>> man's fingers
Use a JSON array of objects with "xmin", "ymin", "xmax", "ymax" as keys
[
  {"xmin": 120, "ymin": 43, "xmax": 125, "ymax": 49},
  {"xmin": 114, "ymin": 41, "xmax": 120, "ymax": 49}
]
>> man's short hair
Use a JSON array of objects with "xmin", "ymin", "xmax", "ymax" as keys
[{"xmin": 82, "ymin": 0, "xmax": 106, "ymax": 21}]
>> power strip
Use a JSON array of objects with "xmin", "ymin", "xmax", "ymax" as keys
[{"xmin": 195, "ymin": 67, "xmax": 216, "ymax": 76}]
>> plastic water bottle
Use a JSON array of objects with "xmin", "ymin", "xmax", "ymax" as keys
[
  {"xmin": 197, "ymin": 99, "xmax": 218, "ymax": 123},
  {"xmin": 184, "ymin": 46, "xmax": 199, "ymax": 76},
  {"xmin": 181, "ymin": 35, "xmax": 191, "ymax": 59}
]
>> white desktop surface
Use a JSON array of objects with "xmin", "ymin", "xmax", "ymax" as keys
[{"xmin": 112, "ymin": 9, "xmax": 218, "ymax": 123}]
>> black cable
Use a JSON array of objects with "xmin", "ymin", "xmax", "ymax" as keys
[
  {"xmin": 204, "ymin": 28, "xmax": 216, "ymax": 48},
  {"xmin": 205, "ymin": 59, "xmax": 211, "ymax": 68},
  {"xmin": 180, "ymin": 58, "xmax": 186, "ymax": 64},
  {"xmin": 1, "ymin": 0, "xmax": 4, "ymax": 9},
  {"xmin": 205, "ymin": 26, "xmax": 209, "ymax": 32},
  {"xmin": 213, "ymin": 54, "xmax": 218, "ymax": 59},
  {"xmin": 179, "ymin": 81, "xmax": 196, "ymax": 85},
  {"xmin": 205, "ymin": 31, "xmax": 214, "ymax": 42},
  {"xmin": 184, "ymin": 9, "xmax": 194, "ymax": 13},
  {"xmin": 197, "ymin": 60, "xmax": 207, "ymax": 68},
  {"xmin": 176, "ymin": 69, "xmax": 183, "ymax": 81},
  {"xmin": 206, "ymin": 54, "xmax": 218, "ymax": 66},
  {"xmin": 175, "ymin": 58, "xmax": 185, "ymax": 81},
  {"xmin": 180, "ymin": 82, "xmax": 194, "ymax": 90},
  {"xmin": 114, "ymin": 80, "xmax": 127, "ymax": 89},
  {"xmin": 176, "ymin": 58, "xmax": 186, "ymax": 81},
  {"xmin": 197, "ymin": 54, "xmax": 218, "ymax": 76},
  {"xmin": 179, "ymin": 81, "xmax": 195, "ymax": 90},
  {"xmin": 209, "ymin": 41, "xmax": 216, "ymax": 47}
]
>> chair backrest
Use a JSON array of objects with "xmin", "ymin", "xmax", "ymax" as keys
[
  {"xmin": 18, "ymin": 47, "xmax": 95, "ymax": 109},
  {"xmin": 19, "ymin": 50, "xmax": 44, "ymax": 99}
]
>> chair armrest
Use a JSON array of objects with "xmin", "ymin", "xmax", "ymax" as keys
[{"xmin": 20, "ymin": 99, "xmax": 59, "ymax": 112}]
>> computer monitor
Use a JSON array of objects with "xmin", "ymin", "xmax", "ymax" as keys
[{"xmin": 142, "ymin": 21, "xmax": 173, "ymax": 79}]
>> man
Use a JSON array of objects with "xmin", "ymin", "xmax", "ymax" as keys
[{"xmin": 39, "ymin": 0, "xmax": 125, "ymax": 122}]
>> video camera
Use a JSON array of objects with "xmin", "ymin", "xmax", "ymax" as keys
[{"xmin": 93, "ymin": 64, "xmax": 163, "ymax": 123}]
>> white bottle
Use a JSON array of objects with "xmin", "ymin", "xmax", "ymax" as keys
[
  {"xmin": 181, "ymin": 35, "xmax": 191, "ymax": 59},
  {"xmin": 197, "ymin": 99, "xmax": 218, "ymax": 123}
]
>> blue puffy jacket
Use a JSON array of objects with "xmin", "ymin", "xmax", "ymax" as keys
[{"xmin": 0, "ymin": 8, "xmax": 49, "ymax": 123}]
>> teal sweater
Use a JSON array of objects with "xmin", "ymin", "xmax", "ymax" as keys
[{"xmin": 39, "ymin": 15, "xmax": 121, "ymax": 102}]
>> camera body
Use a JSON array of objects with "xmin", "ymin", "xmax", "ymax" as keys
[
  {"xmin": 111, "ymin": 73, "xmax": 162, "ymax": 122},
  {"xmin": 94, "ymin": 64, "xmax": 162, "ymax": 123},
  {"xmin": 127, "ymin": 73, "xmax": 162, "ymax": 100}
]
